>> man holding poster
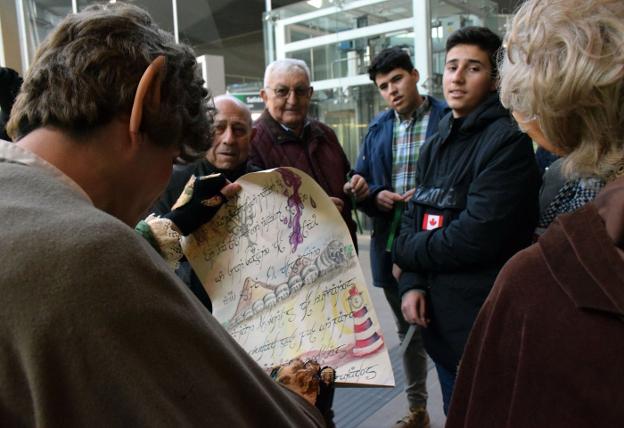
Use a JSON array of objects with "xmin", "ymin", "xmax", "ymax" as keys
[{"xmin": 0, "ymin": 3, "xmax": 326, "ymax": 426}]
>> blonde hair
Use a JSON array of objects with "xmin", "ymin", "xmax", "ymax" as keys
[{"xmin": 500, "ymin": 0, "xmax": 624, "ymax": 179}]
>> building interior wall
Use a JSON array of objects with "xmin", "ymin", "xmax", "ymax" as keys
[{"xmin": 0, "ymin": 0, "xmax": 23, "ymax": 72}]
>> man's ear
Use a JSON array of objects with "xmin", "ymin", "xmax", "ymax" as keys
[
  {"xmin": 411, "ymin": 68, "xmax": 420, "ymax": 83},
  {"xmin": 129, "ymin": 55, "xmax": 167, "ymax": 141},
  {"xmin": 259, "ymin": 88, "xmax": 268, "ymax": 105},
  {"xmin": 489, "ymin": 78, "xmax": 498, "ymax": 92}
]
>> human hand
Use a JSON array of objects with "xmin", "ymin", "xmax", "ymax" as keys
[
  {"xmin": 401, "ymin": 188, "xmax": 416, "ymax": 201},
  {"xmin": 330, "ymin": 197, "xmax": 345, "ymax": 212},
  {"xmin": 220, "ymin": 181, "xmax": 241, "ymax": 199},
  {"xmin": 392, "ymin": 264, "xmax": 402, "ymax": 281},
  {"xmin": 343, "ymin": 174, "xmax": 369, "ymax": 202},
  {"xmin": 375, "ymin": 190, "xmax": 404, "ymax": 212},
  {"xmin": 271, "ymin": 359, "xmax": 319, "ymax": 405},
  {"xmin": 401, "ymin": 290, "xmax": 429, "ymax": 327},
  {"xmin": 166, "ymin": 174, "xmax": 235, "ymax": 235},
  {"xmin": 271, "ymin": 359, "xmax": 334, "ymax": 405}
]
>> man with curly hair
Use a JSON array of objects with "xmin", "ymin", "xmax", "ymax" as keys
[{"xmin": 0, "ymin": 3, "xmax": 324, "ymax": 426}]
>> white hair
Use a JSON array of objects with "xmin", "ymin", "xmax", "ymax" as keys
[
  {"xmin": 263, "ymin": 58, "xmax": 311, "ymax": 88},
  {"xmin": 213, "ymin": 94, "xmax": 252, "ymax": 126}
]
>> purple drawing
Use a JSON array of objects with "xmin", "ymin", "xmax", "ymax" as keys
[{"xmin": 277, "ymin": 168, "xmax": 304, "ymax": 252}]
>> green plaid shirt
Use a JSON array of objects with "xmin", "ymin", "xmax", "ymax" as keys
[{"xmin": 392, "ymin": 97, "xmax": 431, "ymax": 195}]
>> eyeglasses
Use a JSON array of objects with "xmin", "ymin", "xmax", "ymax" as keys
[{"xmin": 266, "ymin": 86, "xmax": 312, "ymax": 99}]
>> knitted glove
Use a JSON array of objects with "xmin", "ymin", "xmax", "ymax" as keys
[
  {"xmin": 138, "ymin": 214, "xmax": 184, "ymax": 269},
  {"xmin": 270, "ymin": 359, "xmax": 336, "ymax": 427},
  {"xmin": 270, "ymin": 359, "xmax": 320, "ymax": 406},
  {"xmin": 164, "ymin": 173, "xmax": 227, "ymax": 236}
]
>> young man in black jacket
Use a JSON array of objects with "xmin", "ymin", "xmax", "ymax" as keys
[{"xmin": 392, "ymin": 27, "xmax": 541, "ymax": 414}]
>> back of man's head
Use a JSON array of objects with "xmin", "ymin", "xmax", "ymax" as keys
[
  {"xmin": 368, "ymin": 47, "xmax": 414, "ymax": 83},
  {"xmin": 7, "ymin": 2, "xmax": 211, "ymax": 162},
  {"xmin": 446, "ymin": 26, "xmax": 502, "ymax": 78}
]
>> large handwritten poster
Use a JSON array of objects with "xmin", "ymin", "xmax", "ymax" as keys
[{"xmin": 182, "ymin": 167, "xmax": 394, "ymax": 386}]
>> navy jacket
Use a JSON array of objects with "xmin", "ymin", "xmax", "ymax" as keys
[
  {"xmin": 393, "ymin": 94, "xmax": 541, "ymax": 371},
  {"xmin": 355, "ymin": 95, "xmax": 448, "ymax": 288}
]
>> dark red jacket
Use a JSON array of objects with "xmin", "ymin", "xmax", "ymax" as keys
[
  {"xmin": 446, "ymin": 177, "xmax": 624, "ymax": 427},
  {"xmin": 249, "ymin": 110, "xmax": 357, "ymax": 248}
]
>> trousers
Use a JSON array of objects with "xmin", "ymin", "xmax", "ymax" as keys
[{"xmin": 383, "ymin": 286, "xmax": 428, "ymax": 408}]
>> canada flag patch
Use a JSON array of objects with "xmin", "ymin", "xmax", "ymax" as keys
[{"xmin": 422, "ymin": 213, "xmax": 444, "ymax": 231}]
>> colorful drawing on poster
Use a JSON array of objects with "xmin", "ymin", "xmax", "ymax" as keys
[{"xmin": 182, "ymin": 167, "xmax": 394, "ymax": 386}]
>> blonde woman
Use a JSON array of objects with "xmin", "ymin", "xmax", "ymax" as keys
[{"xmin": 446, "ymin": 0, "xmax": 624, "ymax": 426}]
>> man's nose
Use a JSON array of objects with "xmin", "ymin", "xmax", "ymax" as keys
[
  {"xmin": 451, "ymin": 69, "xmax": 465, "ymax": 83},
  {"xmin": 221, "ymin": 126, "xmax": 233, "ymax": 144},
  {"xmin": 286, "ymin": 89, "xmax": 298, "ymax": 103}
]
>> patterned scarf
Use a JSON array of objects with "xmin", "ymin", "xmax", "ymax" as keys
[{"xmin": 538, "ymin": 176, "xmax": 605, "ymax": 228}]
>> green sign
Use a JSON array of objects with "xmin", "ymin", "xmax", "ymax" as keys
[{"xmin": 231, "ymin": 93, "xmax": 265, "ymax": 112}]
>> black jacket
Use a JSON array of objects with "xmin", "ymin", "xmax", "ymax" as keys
[
  {"xmin": 152, "ymin": 159, "xmax": 249, "ymax": 311},
  {"xmin": 393, "ymin": 94, "xmax": 541, "ymax": 372}
]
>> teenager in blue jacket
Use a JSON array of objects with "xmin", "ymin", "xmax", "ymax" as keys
[{"xmin": 347, "ymin": 47, "xmax": 447, "ymax": 428}]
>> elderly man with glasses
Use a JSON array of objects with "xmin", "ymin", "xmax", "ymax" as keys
[{"xmin": 250, "ymin": 58, "xmax": 363, "ymax": 249}]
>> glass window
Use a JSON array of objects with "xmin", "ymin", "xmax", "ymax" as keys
[
  {"xmin": 311, "ymin": 84, "xmax": 386, "ymax": 168},
  {"xmin": 284, "ymin": 0, "xmax": 412, "ymax": 43},
  {"xmin": 21, "ymin": 0, "xmax": 72, "ymax": 62},
  {"xmin": 287, "ymin": 30, "xmax": 414, "ymax": 82}
]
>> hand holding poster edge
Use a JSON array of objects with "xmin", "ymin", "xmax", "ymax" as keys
[{"xmin": 181, "ymin": 167, "xmax": 395, "ymax": 387}]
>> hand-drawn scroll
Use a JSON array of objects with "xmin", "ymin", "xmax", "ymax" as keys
[{"xmin": 182, "ymin": 167, "xmax": 394, "ymax": 386}]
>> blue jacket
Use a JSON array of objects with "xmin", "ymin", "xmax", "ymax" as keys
[{"xmin": 355, "ymin": 96, "xmax": 448, "ymax": 288}]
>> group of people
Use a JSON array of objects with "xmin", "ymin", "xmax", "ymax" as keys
[
  {"xmin": 0, "ymin": 3, "xmax": 326, "ymax": 427},
  {"xmin": 0, "ymin": 0, "xmax": 622, "ymax": 426},
  {"xmin": 352, "ymin": 25, "xmax": 540, "ymax": 427}
]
